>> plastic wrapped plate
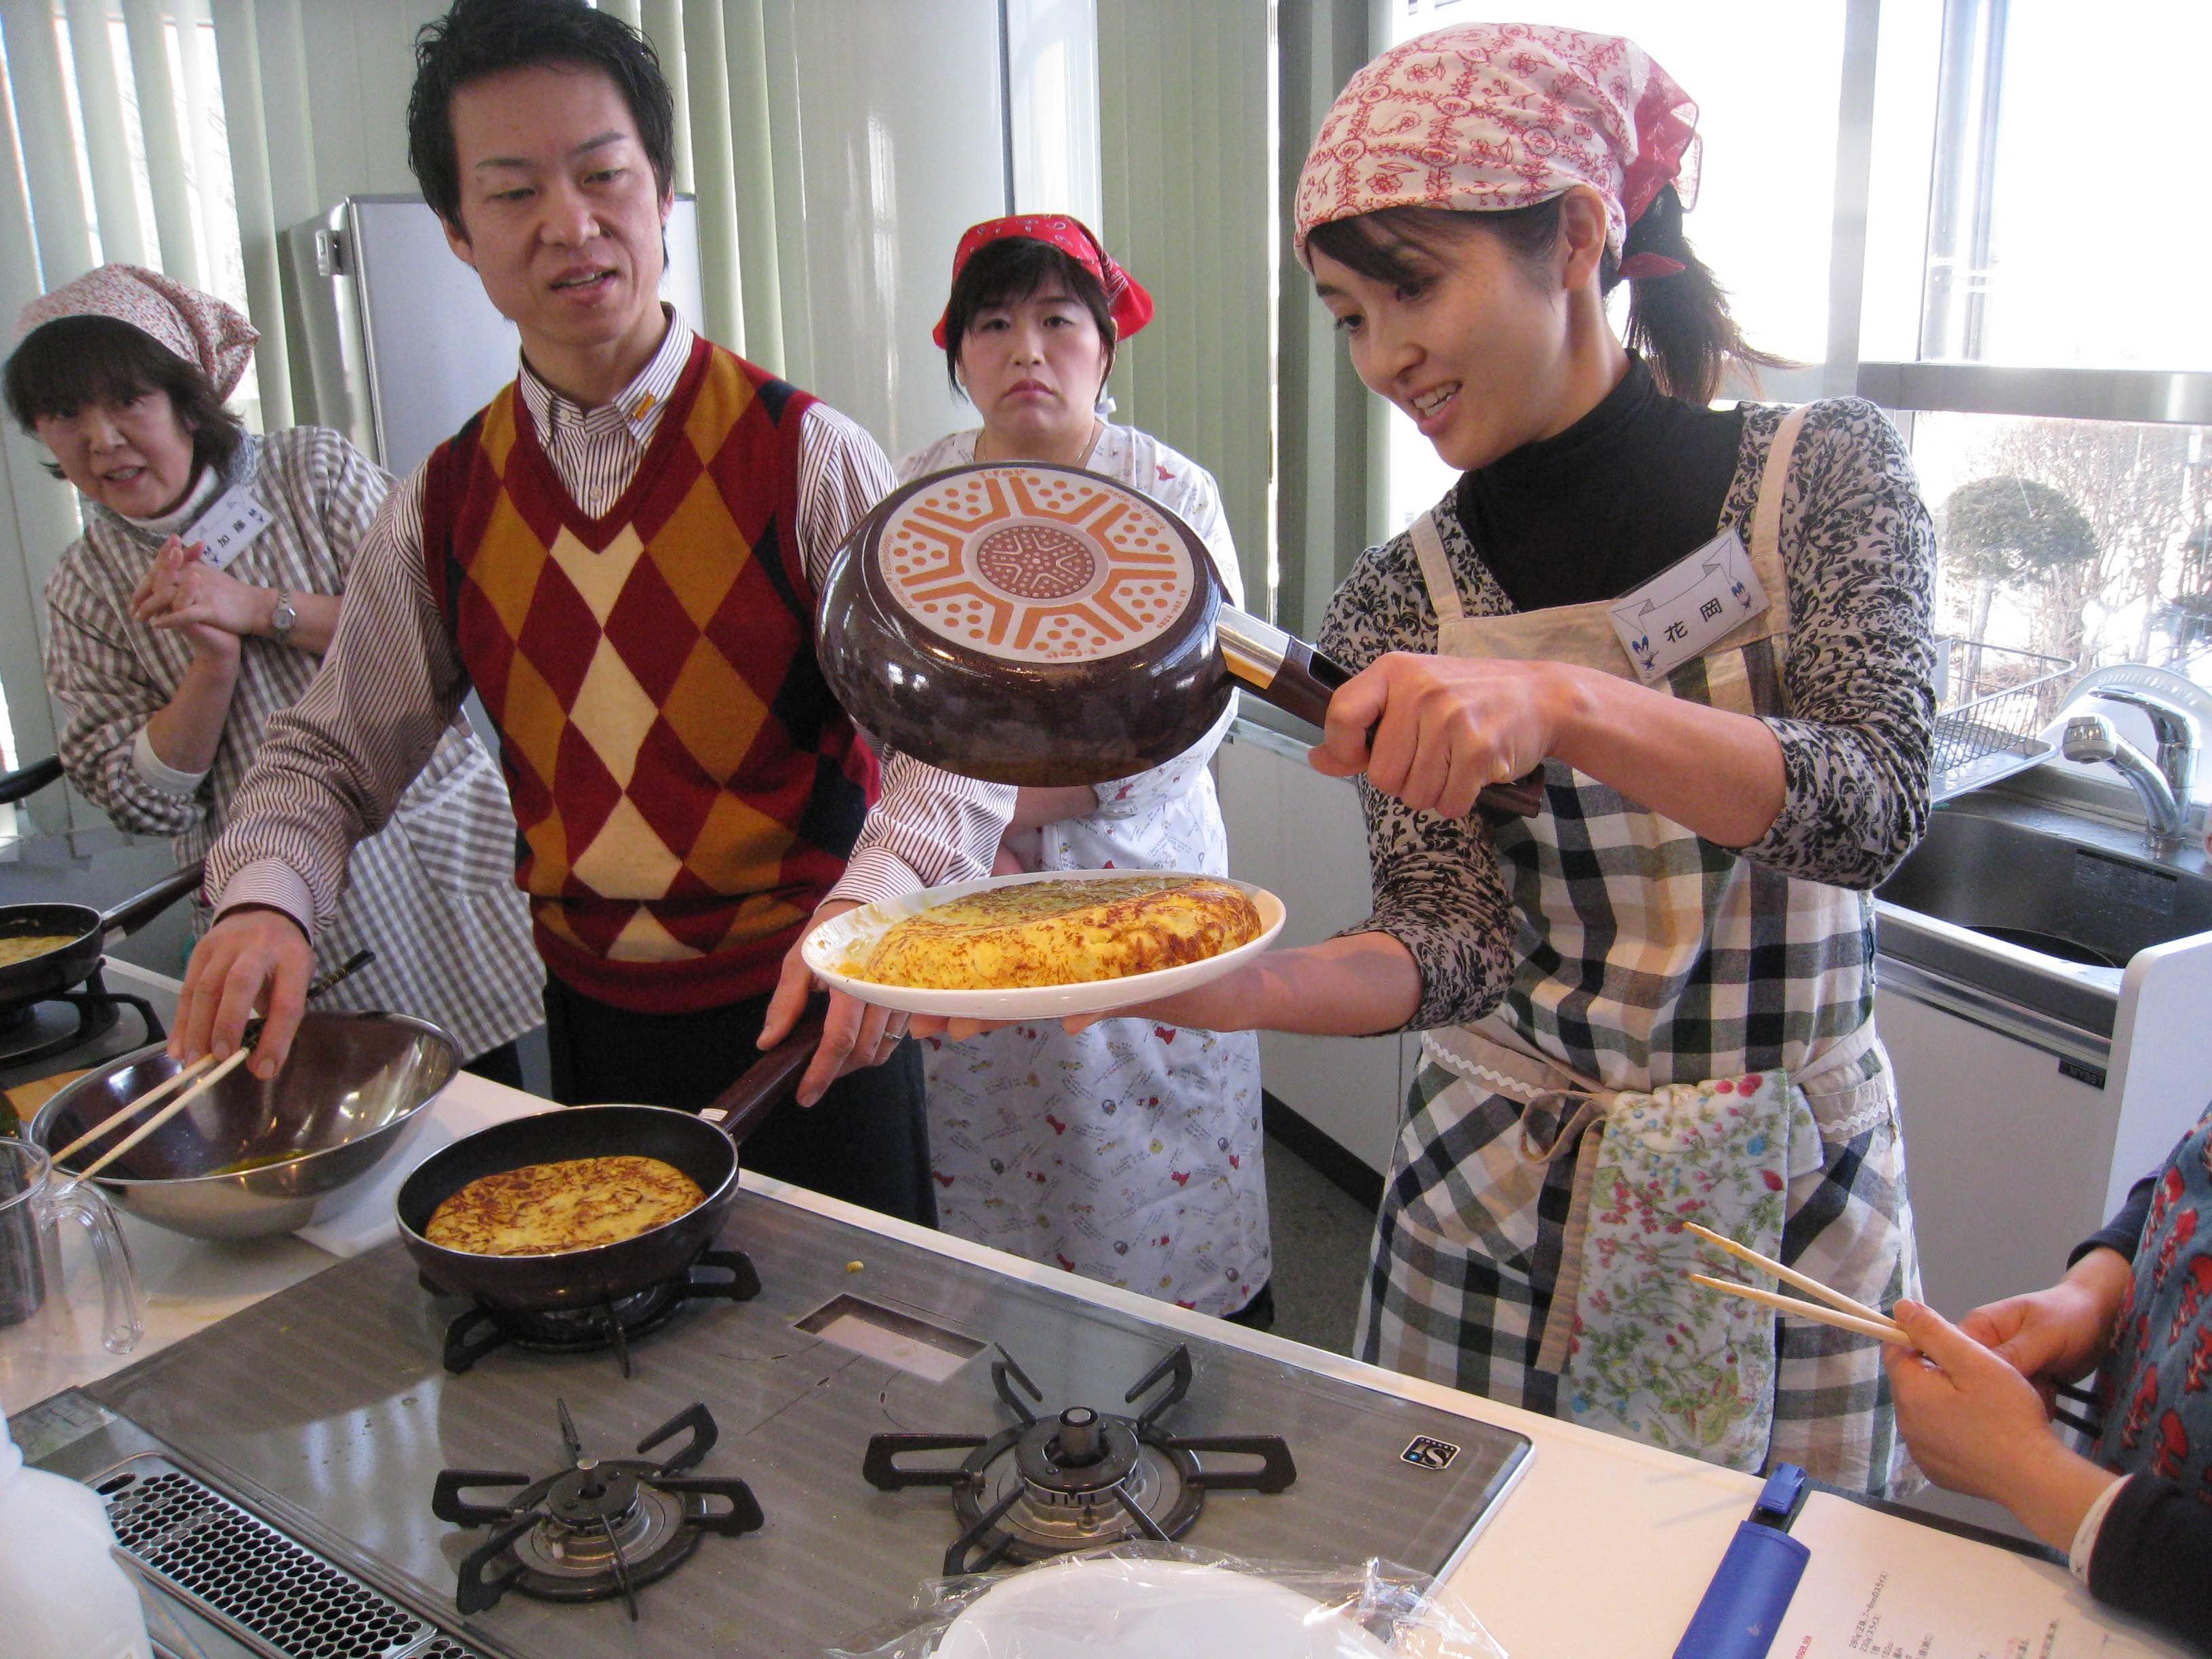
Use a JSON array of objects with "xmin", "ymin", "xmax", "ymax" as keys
[{"xmin": 931, "ymin": 1557, "xmax": 1393, "ymax": 1659}]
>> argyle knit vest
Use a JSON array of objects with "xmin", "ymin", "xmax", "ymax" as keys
[{"xmin": 421, "ymin": 337, "xmax": 877, "ymax": 1013}]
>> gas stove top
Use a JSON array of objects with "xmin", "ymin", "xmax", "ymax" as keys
[
  {"xmin": 0, "ymin": 966, "xmax": 165, "ymax": 1094},
  {"xmin": 20, "ymin": 1190, "xmax": 1530, "ymax": 1658}
]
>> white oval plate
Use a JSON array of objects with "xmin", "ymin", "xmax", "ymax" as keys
[
  {"xmin": 933, "ymin": 1557, "xmax": 1391, "ymax": 1659},
  {"xmin": 802, "ymin": 871, "xmax": 1284, "ymax": 1020}
]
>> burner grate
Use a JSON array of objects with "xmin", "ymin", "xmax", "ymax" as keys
[
  {"xmin": 438, "ymin": 1246, "xmax": 761, "ymax": 1376},
  {"xmin": 433, "ymin": 1399, "xmax": 762, "ymax": 1619},
  {"xmin": 97, "ymin": 1456, "xmax": 485, "ymax": 1659},
  {"xmin": 863, "ymin": 1343, "xmax": 1296, "ymax": 1574}
]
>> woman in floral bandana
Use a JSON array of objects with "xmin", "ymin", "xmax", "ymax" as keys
[
  {"xmin": 897, "ymin": 216, "xmax": 1271, "ymax": 1326},
  {"xmin": 1059, "ymin": 24, "xmax": 1939, "ymax": 1492},
  {"xmin": 7, "ymin": 264, "xmax": 541, "ymax": 1078}
]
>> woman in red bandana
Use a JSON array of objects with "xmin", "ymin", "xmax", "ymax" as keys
[
  {"xmin": 897, "ymin": 216, "xmax": 1272, "ymax": 1326},
  {"xmin": 1067, "ymin": 25, "xmax": 1940, "ymax": 1491}
]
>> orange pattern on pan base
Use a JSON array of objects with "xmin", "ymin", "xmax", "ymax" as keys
[{"xmin": 877, "ymin": 468, "xmax": 1197, "ymax": 664}]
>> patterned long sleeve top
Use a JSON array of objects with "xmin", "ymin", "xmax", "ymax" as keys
[
  {"xmin": 1319, "ymin": 396, "xmax": 1937, "ymax": 1033},
  {"xmin": 43, "ymin": 427, "xmax": 544, "ymax": 1057}
]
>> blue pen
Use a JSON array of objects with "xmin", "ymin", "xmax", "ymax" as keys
[{"xmin": 1673, "ymin": 1462, "xmax": 1810, "ymax": 1659}]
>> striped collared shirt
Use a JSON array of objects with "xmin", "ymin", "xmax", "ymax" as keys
[{"xmin": 208, "ymin": 310, "xmax": 1013, "ymax": 949}]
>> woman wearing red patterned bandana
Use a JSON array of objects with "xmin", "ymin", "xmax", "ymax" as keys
[
  {"xmin": 1079, "ymin": 24, "xmax": 1940, "ymax": 1492},
  {"xmin": 897, "ymin": 217, "xmax": 1272, "ymax": 1326}
]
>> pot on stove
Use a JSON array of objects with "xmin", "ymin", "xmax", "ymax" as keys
[{"xmin": 0, "ymin": 862, "xmax": 202, "ymax": 1015}]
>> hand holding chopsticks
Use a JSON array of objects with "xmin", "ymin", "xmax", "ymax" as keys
[
  {"xmin": 51, "ymin": 949, "xmax": 375, "ymax": 1182},
  {"xmin": 1682, "ymin": 1219, "xmax": 1912, "ymax": 1347}
]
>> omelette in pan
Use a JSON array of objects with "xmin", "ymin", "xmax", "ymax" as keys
[{"xmin": 424, "ymin": 1154, "xmax": 706, "ymax": 1255}]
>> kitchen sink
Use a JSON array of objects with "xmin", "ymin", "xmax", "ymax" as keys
[
  {"xmin": 1879, "ymin": 811, "xmax": 2212, "ymax": 967},
  {"xmin": 1874, "ymin": 784, "xmax": 2212, "ymax": 1045}
]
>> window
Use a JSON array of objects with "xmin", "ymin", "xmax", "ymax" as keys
[
  {"xmin": 1370, "ymin": 0, "xmax": 2211, "ymax": 722},
  {"xmin": 1860, "ymin": 0, "xmax": 2212, "ymax": 709}
]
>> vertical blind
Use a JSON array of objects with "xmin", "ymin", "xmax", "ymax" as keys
[
  {"xmin": 1096, "ymin": 0, "xmax": 1275, "ymax": 619},
  {"xmin": 0, "ymin": 0, "xmax": 810, "ymax": 806}
]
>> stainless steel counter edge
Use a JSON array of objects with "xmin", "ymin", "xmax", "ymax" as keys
[{"xmin": 1872, "ymin": 931, "xmax": 2112, "ymax": 1069}]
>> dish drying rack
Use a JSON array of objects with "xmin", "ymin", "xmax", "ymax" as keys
[{"xmin": 1929, "ymin": 638, "xmax": 2076, "ymax": 801}]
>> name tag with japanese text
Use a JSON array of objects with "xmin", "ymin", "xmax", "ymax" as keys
[
  {"xmin": 1607, "ymin": 529, "xmax": 1769, "ymax": 684},
  {"xmin": 183, "ymin": 485, "xmax": 272, "ymax": 571}
]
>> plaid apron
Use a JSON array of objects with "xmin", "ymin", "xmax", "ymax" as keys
[{"xmin": 1355, "ymin": 408, "xmax": 1923, "ymax": 1495}]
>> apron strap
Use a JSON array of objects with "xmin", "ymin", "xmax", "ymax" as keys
[
  {"xmin": 1749, "ymin": 405, "xmax": 1811, "ymax": 577},
  {"xmin": 1535, "ymin": 1134, "xmax": 1609, "ymax": 1376},
  {"xmin": 1408, "ymin": 508, "xmax": 1468, "ymax": 630}
]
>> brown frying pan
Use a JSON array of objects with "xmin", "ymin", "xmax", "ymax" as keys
[{"xmin": 817, "ymin": 462, "xmax": 1542, "ymax": 813}]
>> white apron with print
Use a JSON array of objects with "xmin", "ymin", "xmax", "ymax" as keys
[{"xmin": 914, "ymin": 424, "xmax": 1269, "ymax": 1319}]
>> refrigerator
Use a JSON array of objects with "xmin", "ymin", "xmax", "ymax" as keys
[{"xmin": 283, "ymin": 194, "xmax": 704, "ymax": 477}]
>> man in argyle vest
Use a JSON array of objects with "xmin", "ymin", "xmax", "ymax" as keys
[{"xmin": 173, "ymin": 0, "xmax": 1012, "ymax": 1225}]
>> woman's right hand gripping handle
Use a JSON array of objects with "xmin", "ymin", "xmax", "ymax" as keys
[{"xmin": 173, "ymin": 907, "xmax": 314, "ymax": 1080}]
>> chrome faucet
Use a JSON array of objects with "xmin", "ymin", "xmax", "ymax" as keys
[{"xmin": 2061, "ymin": 686, "xmax": 2200, "ymax": 854}]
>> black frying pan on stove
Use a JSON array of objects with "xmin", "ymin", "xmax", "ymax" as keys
[
  {"xmin": 816, "ymin": 462, "xmax": 1543, "ymax": 813},
  {"xmin": 0, "ymin": 861, "xmax": 204, "ymax": 1008},
  {"xmin": 394, "ymin": 1009, "xmax": 825, "ymax": 1311}
]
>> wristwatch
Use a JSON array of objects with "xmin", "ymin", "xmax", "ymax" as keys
[{"xmin": 269, "ymin": 588, "xmax": 297, "ymax": 645}]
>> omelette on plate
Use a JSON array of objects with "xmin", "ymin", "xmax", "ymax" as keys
[
  {"xmin": 424, "ymin": 1155, "xmax": 705, "ymax": 1255},
  {"xmin": 854, "ymin": 874, "xmax": 1261, "ymax": 991}
]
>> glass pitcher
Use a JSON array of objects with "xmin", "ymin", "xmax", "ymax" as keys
[{"xmin": 0, "ymin": 1137, "xmax": 141, "ymax": 1355}]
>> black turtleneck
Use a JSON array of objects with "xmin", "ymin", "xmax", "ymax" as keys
[{"xmin": 1452, "ymin": 356, "xmax": 1746, "ymax": 613}]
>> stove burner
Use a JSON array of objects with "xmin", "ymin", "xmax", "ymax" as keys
[
  {"xmin": 432, "ymin": 1400, "xmax": 762, "ymax": 1619},
  {"xmin": 0, "ymin": 970, "xmax": 159, "ymax": 1070},
  {"xmin": 863, "ymin": 1344, "xmax": 1296, "ymax": 1574},
  {"xmin": 436, "ymin": 1246, "xmax": 760, "ymax": 1376}
]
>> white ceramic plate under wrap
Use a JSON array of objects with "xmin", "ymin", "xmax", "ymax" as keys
[
  {"xmin": 800, "ymin": 871, "xmax": 1284, "ymax": 1019},
  {"xmin": 931, "ymin": 1557, "xmax": 1393, "ymax": 1659}
]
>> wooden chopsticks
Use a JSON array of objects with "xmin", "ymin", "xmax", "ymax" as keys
[
  {"xmin": 69, "ymin": 1048, "xmax": 254, "ymax": 1183},
  {"xmin": 47, "ymin": 1052, "xmax": 216, "ymax": 1166},
  {"xmin": 1682, "ymin": 1219, "xmax": 1912, "ymax": 1347},
  {"xmin": 1687, "ymin": 1273, "xmax": 1911, "ymax": 1345},
  {"xmin": 49, "ymin": 948, "xmax": 377, "ymax": 1184}
]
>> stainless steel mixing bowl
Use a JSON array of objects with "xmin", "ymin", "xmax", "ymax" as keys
[{"xmin": 27, "ymin": 1012, "xmax": 459, "ymax": 1240}]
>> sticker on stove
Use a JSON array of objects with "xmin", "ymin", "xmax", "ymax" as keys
[{"xmin": 1401, "ymin": 1435, "xmax": 1462, "ymax": 1471}]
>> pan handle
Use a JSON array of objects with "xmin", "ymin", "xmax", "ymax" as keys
[
  {"xmin": 98, "ymin": 861, "xmax": 207, "ymax": 936},
  {"xmin": 701, "ymin": 1002, "xmax": 830, "ymax": 1148},
  {"xmin": 1225, "ymin": 618, "xmax": 1546, "ymax": 819},
  {"xmin": 0, "ymin": 754, "xmax": 62, "ymax": 806}
]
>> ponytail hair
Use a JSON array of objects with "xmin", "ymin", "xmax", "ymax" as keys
[
  {"xmin": 1607, "ymin": 185, "xmax": 1788, "ymax": 404},
  {"xmin": 1303, "ymin": 188, "xmax": 1789, "ymax": 406}
]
